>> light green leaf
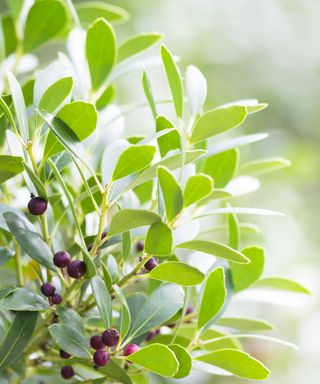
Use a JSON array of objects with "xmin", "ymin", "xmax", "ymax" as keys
[
  {"xmin": 185, "ymin": 65, "xmax": 207, "ymax": 117},
  {"xmin": 49, "ymin": 324, "xmax": 91, "ymax": 358},
  {"xmin": 220, "ymin": 99, "xmax": 268, "ymax": 114},
  {"xmin": 96, "ymin": 85, "xmax": 116, "ymax": 109},
  {"xmin": 0, "ymin": 312, "xmax": 38, "ymax": 370},
  {"xmin": 86, "ymin": 18, "xmax": 116, "ymax": 90},
  {"xmin": 176, "ymin": 240, "xmax": 249, "ymax": 264},
  {"xmin": 23, "ymin": 163, "xmax": 47, "ymax": 199},
  {"xmin": 127, "ymin": 343, "xmax": 178, "ymax": 377},
  {"xmin": 255, "ymin": 277, "xmax": 311, "ymax": 295},
  {"xmin": 142, "ymin": 70, "xmax": 157, "ymax": 119},
  {"xmin": 228, "ymin": 211, "xmax": 240, "ymax": 250},
  {"xmin": 157, "ymin": 166, "xmax": 183, "ymax": 222},
  {"xmin": 100, "ymin": 360, "xmax": 133, "ymax": 384},
  {"xmin": 91, "ymin": 276, "xmax": 112, "ymax": 328},
  {"xmin": 190, "ymin": 106, "xmax": 247, "ymax": 145},
  {"xmin": 199, "ymin": 329, "xmax": 242, "ymax": 351},
  {"xmin": 109, "ymin": 209, "xmax": 161, "ymax": 236},
  {"xmin": 100, "ymin": 260, "xmax": 113, "ymax": 292},
  {"xmin": 161, "ymin": 44, "xmax": 184, "ymax": 118},
  {"xmin": 0, "ymin": 155, "xmax": 24, "ymax": 184},
  {"xmin": 113, "ymin": 285, "xmax": 131, "ymax": 341},
  {"xmin": 194, "ymin": 349, "xmax": 270, "ymax": 380},
  {"xmin": 0, "ymin": 288, "xmax": 49, "ymax": 311},
  {"xmin": 198, "ymin": 267, "xmax": 227, "ymax": 329},
  {"xmin": 169, "ymin": 344, "xmax": 192, "ymax": 379},
  {"xmin": 156, "ymin": 115, "xmax": 181, "ymax": 157},
  {"xmin": 118, "ymin": 33, "xmax": 163, "ymax": 62},
  {"xmin": 76, "ymin": 2, "xmax": 130, "ymax": 27},
  {"xmin": 112, "ymin": 145, "xmax": 156, "ymax": 181},
  {"xmin": 231, "ymin": 246, "xmax": 265, "ymax": 292},
  {"xmin": 4, "ymin": 212, "xmax": 57, "ymax": 271},
  {"xmin": 240, "ymin": 157, "xmax": 291, "ymax": 176},
  {"xmin": 194, "ymin": 206, "xmax": 284, "ymax": 219},
  {"xmin": 216, "ymin": 317, "xmax": 274, "ymax": 332},
  {"xmin": 24, "ymin": 0, "xmax": 67, "ymax": 52},
  {"xmin": 39, "ymin": 77, "xmax": 74, "ymax": 113},
  {"xmin": 202, "ymin": 149, "xmax": 239, "ymax": 188},
  {"xmin": 142, "ymin": 261, "xmax": 204, "ymax": 286},
  {"xmin": 145, "ymin": 221, "xmax": 173, "ymax": 256},
  {"xmin": 184, "ymin": 174, "xmax": 213, "ymax": 207}
]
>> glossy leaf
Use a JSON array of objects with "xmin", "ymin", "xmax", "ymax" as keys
[
  {"xmin": 156, "ymin": 115, "xmax": 181, "ymax": 157},
  {"xmin": 91, "ymin": 275, "xmax": 112, "ymax": 328},
  {"xmin": 216, "ymin": 317, "xmax": 274, "ymax": 332},
  {"xmin": 185, "ymin": 65, "xmax": 207, "ymax": 117},
  {"xmin": 0, "ymin": 288, "xmax": 49, "ymax": 311},
  {"xmin": 142, "ymin": 261, "xmax": 204, "ymax": 286},
  {"xmin": 240, "ymin": 157, "xmax": 291, "ymax": 176},
  {"xmin": 255, "ymin": 277, "xmax": 311, "ymax": 295},
  {"xmin": 145, "ymin": 221, "xmax": 173, "ymax": 256},
  {"xmin": 190, "ymin": 106, "xmax": 247, "ymax": 145},
  {"xmin": 39, "ymin": 77, "xmax": 74, "ymax": 113},
  {"xmin": 198, "ymin": 267, "xmax": 227, "ymax": 329},
  {"xmin": 118, "ymin": 33, "xmax": 163, "ymax": 62},
  {"xmin": 184, "ymin": 174, "xmax": 213, "ymax": 207},
  {"xmin": 76, "ymin": 2, "xmax": 130, "ymax": 27},
  {"xmin": 86, "ymin": 18, "xmax": 116, "ymax": 90},
  {"xmin": 169, "ymin": 344, "xmax": 192, "ymax": 378},
  {"xmin": 0, "ymin": 155, "xmax": 24, "ymax": 184}
]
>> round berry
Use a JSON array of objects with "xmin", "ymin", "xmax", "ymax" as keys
[
  {"xmin": 93, "ymin": 350, "xmax": 110, "ymax": 367},
  {"xmin": 185, "ymin": 305, "xmax": 194, "ymax": 315},
  {"xmin": 53, "ymin": 251, "xmax": 71, "ymax": 268},
  {"xmin": 146, "ymin": 328, "xmax": 160, "ymax": 341},
  {"xmin": 40, "ymin": 283, "xmax": 55, "ymax": 297},
  {"xmin": 144, "ymin": 257, "xmax": 158, "ymax": 271},
  {"xmin": 61, "ymin": 365, "xmax": 74, "ymax": 379},
  {"xmin": 90, "ymin": 335, "xmax": 105, "ymax": 350},
  {"xmin": 60, "ymin": 349, "xmax": 71, "ymax": 359},
  {"xmin": 51, "ymin": 293, "xmax": 62, "ymax": 305},
  {"xmin": 136, "ymin": 240, "xmax": 144, "ymax": 252},
  {"xmin": 28, "ymin": 195, "xmax": 47, "ymax": 216},
  {"xmin": 123, "ymin": 344, "xmax": 140, "ymax": 356},
  {"xmin": 102, "ymin": 328, "xmax": 120, "ymax": 347},
  {"xmin": 67, "ymin": 260, "xmax": 87, "ymax": 279}
]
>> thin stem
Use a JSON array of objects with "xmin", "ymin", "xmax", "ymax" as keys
[
  {"xmin": 14, "ymin": 242, "xmax": 24, "ymax": 286},
  {"xmin": 117, "ymin": 254, "xmax": 152, "ymax": 289}
]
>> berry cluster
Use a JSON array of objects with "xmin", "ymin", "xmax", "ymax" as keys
[
  {"xmin": 54, "ymin": 250, "xmax": 87, "ymax": 279},
  {"xmin": 40, "ymin": 283, "xmax": 62, "ymax": 305}
]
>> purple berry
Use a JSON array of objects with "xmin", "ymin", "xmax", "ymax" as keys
[
  {"xmin": 67, "ymin": 260, "xmax": 87, "ymax": 279},
  {"xmin": 123, "ymin": 344, "xmax": 140, "ymax": 356},
  {"xmin": 53, "ymin": 251, "xmax": 71, "ymax": 268},
  {"xmin": 185, "ymin": 306, "xmax": 194, "ymax": 315},
  {"xmin": 51, "ymin": 293, "xmax": 62, "ymax": 305},
  {"xmin": 93, "ymin": 350, "xmax": 110, "ymax": 367},
  {"xmin": 101, "ymin": 231, "xmax": 107, "ymax": 240},
  {"xmin": 90, "ymin": 335, "xmax": 105, "ymax": 350},
  {"xmin": 144, "ymin": 257, "xmax": 158, "ymax": 271},
  {"xmin": 60, "ymin": 349, "xmax": 71, "ymax": 359},
  {"xmin": 28, "ymin": 195, "xmax": 47, "ymax": 216},
  {"xmin": 87, "ymin": 243, "xmax": 93, "ymax": 252},
  {"xmin": 40, "ymin": 283, "xmax": 55, "ymax": 297},
  {"xmin": 61, "ymin": 365, "xmax": 74, "ymax": 379},
  {"xmin": 102, "ymin": 328, "xmax": 120, "ymax": 347},
  {"xmin": 136, "ymin": 240, "xmax": 144, "ymax": 252}
]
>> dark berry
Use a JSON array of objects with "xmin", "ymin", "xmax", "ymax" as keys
[
  {"xmin": 146, "ymin": 328, "xmax": 160, "ymax": 341},
  {"xmin": 53, "ymin": 251, "xmax": 71, "ymax": 268},
  {"xmin": 102, "ymin": 328, "xmax": 120, "ymax": 347},
  {"xmin": 90, "ymin": 335, "xmax": 105, "ymax": 350},
  {"xmin": 123, "ymin": 344, "xmax": 139, "ymax": 356},
  {"xmin": 144, "ymin": 257, "xmax": 158, "ymax": 271},
  {"xmin": 51, "ymin": 293, "xmax": 62, "ymax": 305},
  {"xmin": 93, "ymin": 350, "xmax": 110, "ymax": 367},
  {"xmin": 101, "ymin": 231, "xmax": 107, "ymax": 240},
  {"xmin": 136, "ymin": 240, "xmax": 144, "ymax": 252},
  {"xmin": 67, "ymin": 260, "xmax": 87, "ymax": 279},
  {"xmin": 40, "ymin": 283, "xmax": 55, "ymax": 297},
  {"xmin": 61, "ymin": 365, "xmax": 74, "ymax": 379},
  {"xmin": 60, "ymin": 349, "xmax": 71, "ymax": 359},
  {"xmin": 185, "ymin": 305, "xmax": 194, "ymax": 315},
  {"xmin": 87, "ymin": 243, "xmax": 93, "ymax": 252},
  {"xmin": 28, "ymin": 195, "xmax": 47, "ymax": 216}
]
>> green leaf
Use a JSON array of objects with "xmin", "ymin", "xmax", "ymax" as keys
[
  {"xmin": 228, "ymin": 210, "xmax": 240, "ymax": 250},
  {"xmin": 190, "ymin": 106, "xmax": 247, "ymax": 145},
  {"xmin": 231, "ymin": 246, "xmax": 265, "ymax": 292},
  {"xmin": 96, "ymin": 85, "xmax": 116, "ymax": 109},
  {"xmin": 199, "ymin": 329, "xmax": 242, "ymax": 351},
  {"xmin": 23, "ymin": 0, "xmax": 67, "ymax": 52},
  {"xmin": 100, "ymin": 260, "xmax": 113, "ymax": 292},
  {"xmin": 0, "ymin": 312, "xmax": 38, "ymax": 370},
  {"xmin": 145, "ymin": 221, "xmax": 173, "ymax": 256},
  {"xmin": 156, "ymin": 115, "xmax": 181, "ymax": 157},
  {"xmin": 216, "ymin": 317, "xmax": 274, "ymax": 332},
  {"xmin": 240, "ymin": 157, "xmax": 291, "ymax": 176},
  {"xmin": 254, "ymin": 277, "xmax": 311, "ymax": 295},
  {"xmin": 127, "ymin": 343, "xmax": 178, "ymax": 377},
  {"xmin": 142, "ymin": 261, "xmax": 204, "ymax": 286},
  {"xmin": 118, "ymin": 33, "xmax": 163, "ymax": 62},
  {"xmin": 220, "ymin": 99, "xmax": 268, "ymax": 114},
  {"xmin": 0, "ymin": 204, "xmax": 26, "ymax": 231},
  {"xmin": 184, "ymin": 174, "xmax": 213, "ymax": 207},
  {"xmin": 112, "ymin": 145, "xmax": 156, "ymax": 181},
  {"xmin": 194, "ymin": 206, "xmax": 284, "ymax": 219},
  {"xmin": 100, "ymin": 360, "xmax": 133, "ymax": 384},
  {"xmin": 202, "ymin": 149, "xmax": 239, "ymax": 188},
  {"xmin": 4, "ymin": 212, "xmax": 57, "ymax": 271},
  {"xmin": 57, "ymin": 307, "xmax": 85, "ymax": 334},
  {"xmin": 0, "ymin": 288, "xmax": 49, "ymax": 311},
  {"xmin": 0, "ymin": 155, "xmax": 24, "ymax": 184},
  {"xmin": 86, "ymin": 18, "xmax": 116, "ymax": 90},
  {"xmin": 176, "ymin": 240, "xmax": 249, "ymax": 264},
  {"xmin": 2, "ymin": 15, "xmax": 17, "ymax": 57},
  {"xmin": 76, "ymin": 2, "xmax": 130, "ymax": 27},
  {"xmin": 142, "ymin": 70, "xmax": 157, "ymax": 119},
  {"xmin": 113, "ymin": 285, "xmax": 131, "ymax": 341},
  {"xmin": 157, "ymin": 166, "xmax": 183, "ymax": 222},
  {"xmin": 39, "ymin": 77, "xmax": 74, "ymax": 113},
  {"xmin": 169, "ymin": 344, "xmax": 192, "ymax": 378},
  {"xmin": 185, "ymin": 65, "xmax": 207, "ymax": 117},
  {"xmin": 0, "ymin": 247, "xmax": 13, "ymax": 266},
  {"xmin": 91, "ymin": 276, "xmax": 112, "ymax": 328},
  {"xmin": 198, "ymin": 267, "xmax": 227, "ymax": 329},
  {"xmin": 49, "ymin": 324, "xmax": 91, "ymax": 358},
  {"xmin": 161, "ymin": 44, "xmax": 184, "ymax": 118},
  {"xmin": 128, "ymin": 283, "xmax": 184, "ymax": 340},
  {"xmin": 194, "ymin": 349, "xmax": 270, "ymax": 380},
  {"xmin": 109, "ymin": 209, "xmax": 161, "ymax": 236},
  {"xmin": 23, "ymin": 163, "xmax": 47, "ymax": 199},
  {"xmin": 122, "ymin": 231, "xmax": 131, "ymax": 261}
]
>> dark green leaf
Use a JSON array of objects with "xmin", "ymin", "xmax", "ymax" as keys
[
  {"xmin": 91, "ymin": 276, "xmax": 112, "ymax": 328},
  {"xmin": 57, "ymin": 307, "xmax": 85, "ymax": 334},
  {"xmin": 100, "ymin": 260, "xmax": 113, "ymax": 292},
  {"xmin": 145, "ymin": 221, "xmax": 173, "ymax": 256},
  {"xmin": 0, "ymin": 155, "xmax": 24, "ymax": 184},
  {"xmin": 100, "ymin": 360, "xmax": 133, "ymax": 384},
  {"xmin": 0, "ymin": 288, "xmax": 49, "ymax": 311}
]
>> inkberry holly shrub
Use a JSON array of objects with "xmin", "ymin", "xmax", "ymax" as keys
[{"xmin": 0, "ymin": 1, "xmax": 310, "ymax": 382}]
